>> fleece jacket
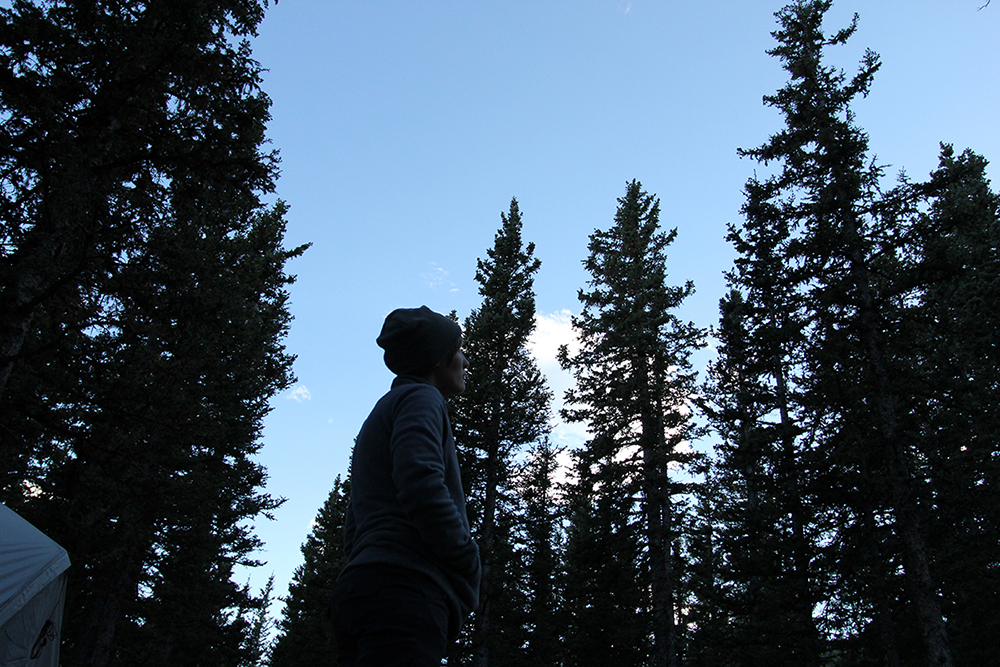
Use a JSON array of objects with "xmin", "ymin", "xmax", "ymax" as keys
[{"xmin": 341, "ymin": 375, "xmax": 481, "ymax": 627}]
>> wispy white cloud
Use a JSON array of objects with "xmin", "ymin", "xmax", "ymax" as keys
[
  {"xmin": 529, "ymin": 310, "xmax": 588, "ymax": 446},
  {"xmin": 423, "ymin": 263, "xmax": 458, "ymax": 292},
  {"xmin": 528, "ymin": 309, "xmax": 580, "ymax": 368},
  {"xmin": 287, "ymin": 384, "xmax": 312, "ymax": 403}
]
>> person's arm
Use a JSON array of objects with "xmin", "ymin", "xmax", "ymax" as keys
[
  {"xmin": 342, "ymin": 499, "xmax": 356, "ymax": 557},
  {"xmin": 389, "ymin": 386, "xmax": 478, "ymax": 575}
]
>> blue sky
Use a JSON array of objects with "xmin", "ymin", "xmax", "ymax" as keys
[{"xmin": 244, "ymin": 0, "xmax": 998, "ymax": 619}]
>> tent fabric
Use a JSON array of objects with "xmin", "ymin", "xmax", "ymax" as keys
[
  {"xmin": 0, "ymin": 503, "xmax": 70, "ymax": 628},
  {"xmin": 0, "ymin": 503, "xmax": 70, "ymax": 666},
  {"xmin": 0, "ymin": 575, "xmax": 66, "ymax": 667}
]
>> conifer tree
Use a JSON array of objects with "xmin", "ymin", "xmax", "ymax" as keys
[
  {"xmin": 698, "ymin": 284, "xmax": 829, "ymax": 665},
  {"xmin": 514, "ymin": 438, "xmax": 565, "ymax": 667},
  {"xmin": 270, "ymin": 477, "xmax": 351, "ymax": 667},
  {"xmin": 680, "ymin": 453, "xmax": 737, "ymax": 667},
  {"xmin": 728, "ymin": 2, "xmax": 954, "ymax": 664},
  {"xmin": 0, "ymin": 3, "xmax": 305, "ymax": 666},
  {"xmin": 449, "ymin": 198, "xmax": 552, "ymax": 667},
  {"xmin": 559, "ymin": 180, "xmax": 705, "ymax": 667},
  {"xmin": 2, "ymin": 200, "xmax": 303, "ymax": 667},
  {"xmin": 907, "ymin": 146, "xmax": 1000, "ymax": 666},
  {"xmin": 560, "ymin": 436, "xmax": 648, "ymax": 667},
  {"xmin": 246, "ymin": 575, "xmax": 278, "ymax": 667},
  {"xmin": 0, "ymin": 0, "xmax": 275, "ymax": 401}
]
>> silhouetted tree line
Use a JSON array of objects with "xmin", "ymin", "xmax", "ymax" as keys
[
  {"xmin": 1, "ymin": 1, "xmax": 306, "ymax": 666},
  {"xmin": 3, "ymin": 1, "xmax": 996, "ymax": 667},
  {"xmin": 275, "ymin": 3, "xmax": 998, "ymax": 667}
]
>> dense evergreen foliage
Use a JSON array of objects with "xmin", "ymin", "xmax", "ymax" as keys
[
  {"xmin": 0, "ymin": 2, "xmax": 305, "ymax": 666},
  {"xmin": 448, "ymin": 199, "xmax": 554, "ymax": 667},
  {"xmin": 558, "ymin": 180, "xmax": 706, "ymax": 667},
  {"xmin": 905, "ymin": 147, "xmax": 1000, "ymax": 666},
  {"xmin": 512, "ymin": 437, "xmax": 565, "ymax": 667},
  {"xmin": 4, "ymin": 1, "xmax": 997, "ymax": 666},
  {"xmin": 695, "ymin": 2, "xmax": 999, "ymax": 666},
  {"xmin": 269, "ymin": 477, "xmax": 350, "ymax": 667}
]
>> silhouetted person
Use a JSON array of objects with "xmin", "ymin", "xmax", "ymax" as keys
[{"xmin": 331, "ymin": 306, "xmax": 480, "ymax": 666}]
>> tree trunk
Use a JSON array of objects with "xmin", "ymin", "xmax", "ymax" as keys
[
  {"xmin": 646, "ymin": 359, "xmax": 676, "ymax": 667},
  {"xmin": 472, "ymin": 389, "xmax": 503, "ymax": 667},
  {"xmin": 774, "ymin": 356, "xmax": 821, "ymax": 666},
  {"xmin": 845, "ymin": 217, "xmax": 954, "ymax": 667},
  {"xmin": 858, "ymin": 442, "xmax": 902, "ymax": 667},
  {"xmin": 472, "ymin": 473, "xmax": 494, "ymax": 667}
]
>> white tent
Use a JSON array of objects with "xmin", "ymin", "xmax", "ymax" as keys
[{"xmin": 0, "ymin": 503, "xmax": 70, "ymax": 667}]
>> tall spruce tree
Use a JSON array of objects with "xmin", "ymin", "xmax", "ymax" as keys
[
  {"xmin": 693, "ymin": 283, "xmax": 824, "ymax": 666},
  {"xmin": 513, "ymin": 437, "xmax": 565, "ymax": 667},
  {"xmin": 270, "ymin": 477, "xmax": 351, "ymax": 667},
  {"xmin": 0, "ymin": 0, "xmax": 275, "ymax": 401},
  {"xmin": 558, "ymin": 180, "xmax": 705, "ymax": 667},
  {"xmin": 0, "ymin": 2, "xmax": 306, "ymax": 666},
  {"xmin": 727, "ymin": 2, "xmax": 954, "ymax": 664},
  {"xmin": 449, "ymin": 198, "xmax": 553, "ymax": 667},
  {"xmin": 907, "ymin": 146, "xmax": 1000, "ymax": 666},
  {"xmin": 2, "ymin": 199, "xmax": 303, "ymax": 667}
]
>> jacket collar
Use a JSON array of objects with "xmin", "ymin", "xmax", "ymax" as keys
[{"xmin": 391, "ymin": 374, "xmax": 432, "ymax": 389}]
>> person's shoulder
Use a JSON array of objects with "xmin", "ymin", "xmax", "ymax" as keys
[{"xmin": 388, "ymin": 376, "xmax": 445, "ymax": 411}]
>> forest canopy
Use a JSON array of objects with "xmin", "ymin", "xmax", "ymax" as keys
[{"xmin": 2, "ymin": 2, "xmax": 996, "ymax": 667}]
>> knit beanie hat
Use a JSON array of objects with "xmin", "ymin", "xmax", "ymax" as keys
[{"xmin": 377, "ymin": 306, "xmax": 461, "ymax": 376}]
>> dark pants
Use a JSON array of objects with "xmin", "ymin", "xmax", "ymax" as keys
[{"xmin": 331, "ymin": 565, "xmax": 451, "ymax": 667}]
